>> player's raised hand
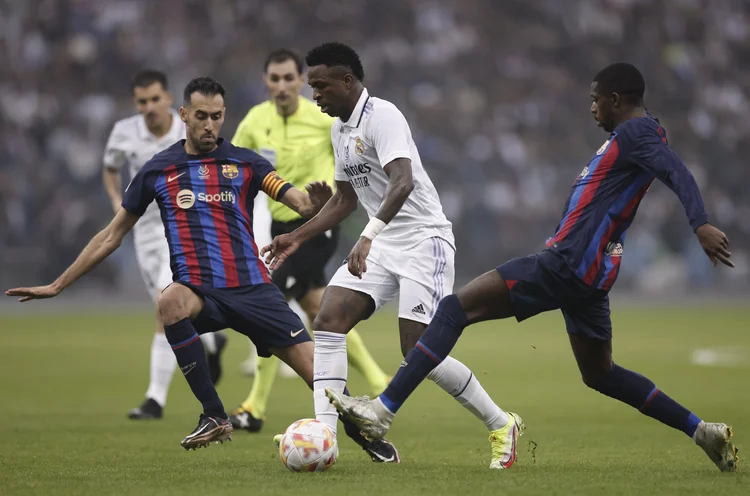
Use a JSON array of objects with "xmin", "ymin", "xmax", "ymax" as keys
[
  {"xmin": 695, "ymin": 224, "xmax": 734, "ymax": 268},
  {"xmin": 347, "ymin": 237, "xmax": 371, "ymax": 279},
  {"xmin": 261, "ymin": 233, "xmax": 301, "ymax": 271},
  {"xmin": 305, "ymin": 181, "xmax": 333, "ymax": 210},
  {"xmin": 6, "ymin": 284, "xmax": 61, "ymax": 302}
]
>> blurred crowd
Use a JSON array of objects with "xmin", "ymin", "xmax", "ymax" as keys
[{"xmin": 1, "ymin": 0, "xmax": 748, "ymax": 294}]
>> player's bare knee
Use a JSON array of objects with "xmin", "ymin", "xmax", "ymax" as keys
[
  {"xmin": 580, "ymin": 371, "xmax": 601, "ymax": 389},
  {"xmin": 314, "ymin": 286, "xmax": 372, "ymax": 333},
  {"xmin": 156, "ymin": 284, "xmax": 191, "ymax": 326},
  {"xmin": 311, "ymin": 310, "xmax": 347, "ymax": 334},
  {"xmin": 579, "ymin": 363, "xmax": 613, "ymax": 389}
]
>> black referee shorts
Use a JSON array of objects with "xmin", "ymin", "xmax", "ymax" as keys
[{"xmin": 270, "ymin": 219, "xmax": 339, "ymax": 301}]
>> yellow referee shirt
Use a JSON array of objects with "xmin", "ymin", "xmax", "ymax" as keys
[{"xmin": 232, "ymin": 97, "xmax": 335, "ymax": 223}]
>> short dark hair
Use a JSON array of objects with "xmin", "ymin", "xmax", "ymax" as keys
[
  {"xmin": 305, "ymin": 42, "xmax": 365, "ymax": 82},
  {"xmin": 264, "ymin": 49, "xmax": 303, "ymax": 74},
  {"xmin": 131, "ymin": 69, "xmax": 167, "ymax": 93},
  {"xmin": 593, "ymin": 62, "xmax": 645, "ymax": 105},
  {"xmin": 183, "ymin": 76, "xmax": 225, "ymax": 105}
]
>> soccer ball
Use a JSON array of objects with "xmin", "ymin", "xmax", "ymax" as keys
[{"xmin": 279, "ymin": 419, "xmax": 337, "ymax": 472}]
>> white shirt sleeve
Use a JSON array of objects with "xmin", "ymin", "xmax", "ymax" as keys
[
  {"xmin": 367, "ymin": 104, "xmax": 412, "ymax": 168},
  {"xmin": 103, "ymin": 121, "xmax": 129, "ymax": 170},
  {"xmin": 252, "ymin": 192, "xmax": 273, "ymax": 248}
]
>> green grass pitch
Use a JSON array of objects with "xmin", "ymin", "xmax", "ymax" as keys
[{"xmin": 1, "ymin": 305, "xmax": 748, "ymax": 495}]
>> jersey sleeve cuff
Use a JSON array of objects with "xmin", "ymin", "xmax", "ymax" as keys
[
  {"xmin": 379, "ymin": 152, "xmax": 411, "ymax": 168},
  {"xmin": 275, "ymin": 182, "xmax": 293, "ymax": 202},
  {"xmin": 121, "ymin": 202, "xmax": 145, "ymax": 217},
  {"xmin": 690, "ymin": 215, "xmax": 709, "ymax": 231}
]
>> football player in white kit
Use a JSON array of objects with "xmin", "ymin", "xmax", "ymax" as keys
[
  {"xmin": 263, "ymin": 43, "xmax": 522, "ymax": 468},
  {"xmin": 103, "ymin": 70, "xmax": 226, "ymax": 420}
]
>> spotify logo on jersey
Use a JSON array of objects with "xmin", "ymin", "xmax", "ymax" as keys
[
  {"xmin": 176, "ymin": 189, "xmax": 236, "ymax": 209},
  {"xmin": 177, "ymin": 189, "xmax": 196, "ymax": 209}
]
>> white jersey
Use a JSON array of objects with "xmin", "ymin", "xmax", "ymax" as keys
[
  {"xmin": 103, "ymin": 109, "xmax": 185, "ymax": 246},
  {"xmin": 332, "ymin": 88, "xmax": 454, "ymax": 250}
]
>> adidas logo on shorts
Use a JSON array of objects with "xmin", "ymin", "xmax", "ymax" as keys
[{"xmin": 411, "ymin": 304, "xmax": 426, "ymax": 315}]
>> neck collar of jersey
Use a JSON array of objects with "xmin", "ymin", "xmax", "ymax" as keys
[
  {"xmin": 137, "ymin": 108, "xmax": 180, "ymax": 141},
  {"xmin": 342, "ymin": 88, "xmax": 370, "ymax": 128}
]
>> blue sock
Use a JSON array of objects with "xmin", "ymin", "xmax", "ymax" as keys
[
  {"xmin": 591, "ymin": 364, "xmax": 702, "ymax": 437},
  {"xmin": 379, "ymin": 295, "xmax": 468, "ymax": 413},
  {"xmin": 165, "ymin": 318, "xmax": 225, "ymax": 418}
]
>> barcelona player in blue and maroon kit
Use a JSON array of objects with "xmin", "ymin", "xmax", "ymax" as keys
[
  {"xmin": 322, "ymin": 63, "xmax": 739, "ymax": 472},
  {"xmin": 6, "ymin": 77, "xmax": 400, "ymax": 462}
]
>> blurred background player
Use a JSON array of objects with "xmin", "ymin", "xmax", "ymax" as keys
[
  {"xmin": 262, "ymin": 42, "xmax": 517, "ymax": 469},
  {"xmin": 102, "ymin": 70, "xmax": 226, "ymax": 420},
  {"xmin": 229, "ymin": 49, "xmax": 390, "ymax": 433},
  {"xmin": 328, "ymin": 63, "xmax": 739, "ymax": 473}
]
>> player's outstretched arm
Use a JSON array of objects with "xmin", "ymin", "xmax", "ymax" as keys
[
  {"xmin": 635, "ymin": 141, "xmax": 733, "ymax": 268},
  {"xmin": 5, "ymin": 209, "xmax": 139, "ymax": 302},
  {"xmin": 345, "ymin": 158, "xmax": 414, "ymax": 278},
  {"xmin": 262, "ymin": 180, "xmax": 358, "ymax": 270},
  {"xmin": 278, "ymin": 181, "xmax": 333, "ymax": 218}
]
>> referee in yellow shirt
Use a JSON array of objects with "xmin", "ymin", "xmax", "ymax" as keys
[{"xmin": 229, "ymin": 49, "xmax": 389, "ymax": 433}]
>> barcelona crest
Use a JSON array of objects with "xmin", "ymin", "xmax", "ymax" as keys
[{"xmin": 222, "ymin": 164, "xmax": 239, "ymax": 179}]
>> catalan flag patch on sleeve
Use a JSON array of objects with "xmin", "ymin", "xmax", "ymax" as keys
[{"xmin": 261, "ymin": 172, "xmax": 291, "ymax": 200}]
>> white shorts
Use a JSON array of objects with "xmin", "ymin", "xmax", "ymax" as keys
[
  {"xmin": 328, "ymin": 237, "xmax": 454, "ymax": 324},
  {"xmin": 134, "ymin": 235, "xmax": 173, "ymax": 301}
]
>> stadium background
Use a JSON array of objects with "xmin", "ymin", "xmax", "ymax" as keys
[
  {"xmin": 1, "ymin": 1, "xmax": 748, "ymax": 495},
  {"xmin": 1, "ymin": 0, "xmax": 749, "ymax": 295}
]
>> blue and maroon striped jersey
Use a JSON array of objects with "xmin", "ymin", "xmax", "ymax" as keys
[
  {"xmin": 122, "ymin": 138, "xmax": 291, "ymax": 288},
  {"xmin": 546, "ymin": 116, "xmax": 709, "ymax": 291}
]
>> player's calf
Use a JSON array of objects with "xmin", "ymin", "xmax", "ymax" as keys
[{"xmin": 158, "ymin": 285, "xmax": 226, "ymax": 425}]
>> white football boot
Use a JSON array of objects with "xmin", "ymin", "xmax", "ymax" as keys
[
  {"xmin": 693, "ymin": 421, "xmax": 739, "ymax": 472},
  {"xmin": 325, "ymin": 388, "xmax": 392, "ymax": 440}
]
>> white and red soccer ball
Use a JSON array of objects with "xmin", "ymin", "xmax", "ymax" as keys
[{"xmin": 279, "ymin": 419, "xmax": 338, "ymax": 472}]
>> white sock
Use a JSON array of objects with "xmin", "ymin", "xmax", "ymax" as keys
[
  {"xmin": 373, "ymin": 397, "xmax": 396, "ymax": 424},
  {"xmin": 313, "ymin": 331, "xmax": 348, "ymax": 434},
  {"xmin": 427, "ymin": 356, "xmax": 509, "ymax": 431},
  {"xmin": 200, "ymin": 332, "xmax": 217, "ymax": 354},
  {"xmin": 145, "ymin": 332, "xmax": 177, "ymax": 407}
]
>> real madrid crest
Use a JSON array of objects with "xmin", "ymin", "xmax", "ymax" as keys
[
  {"xmin": 596, "ymin": 140, "xmax": 610, "ymax": 155},
  {"xmin": 355, "ymin": 137, "xmax": 365, "ymax": 156},
  {"xmin": 222, "ymin": 164, "xmax": 239, "ymax": 179}
]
